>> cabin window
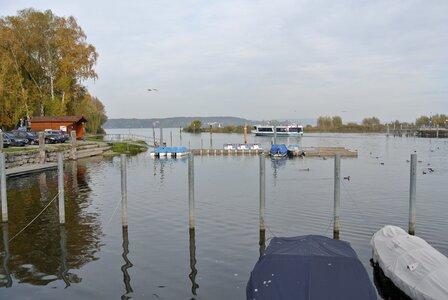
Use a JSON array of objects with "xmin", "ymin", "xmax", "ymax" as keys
[{"xmin": 259, "ymin": 127, "xmax": 273, "ymax": 132}]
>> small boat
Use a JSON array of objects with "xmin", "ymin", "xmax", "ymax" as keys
[
  {"xmin": 247, "ymin": 235, "xmax": 377, "ymax": 300},
  {"xmin": 223, "ymin": 143, "xmax": 263, "ymax": 150},
  {"xmin": 269, "ymin": 144, "xmax": 288, "ymax": 157},
  {"xmin": 252, "ymin": 124, "xmax": 303, "ymax": 136},
  {"xmin": 150, "ymin": 146, "xmax": 190, "ymax": 158},
  {"xmin": 371, "ymin": 225, "xmax": 448, "ymax": 300}
]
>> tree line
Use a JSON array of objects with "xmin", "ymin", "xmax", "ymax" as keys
[
  {"xmin": 309, "ymin": 114, "xmax": 447, "ymax": 132},
  {"xmin": 0, "ymin": 8, "xmax": 107, "ymax": 133}
]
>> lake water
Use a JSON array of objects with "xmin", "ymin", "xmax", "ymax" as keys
[{"xmin": 1, "ymin": 129, "xmax": 447, "ymax": 299}]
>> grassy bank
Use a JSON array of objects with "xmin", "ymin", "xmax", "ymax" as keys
[{"xmin": 111, "ymin": 142, "xmax": 148, "ymax": 155}]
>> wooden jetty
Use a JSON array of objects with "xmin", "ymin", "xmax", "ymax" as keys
[
  {"xmin": 191, "ymin": 147, "xmax": 357, "ymax": 158},
  {"xmin": 416, "ymin": 127, "xmax": 448, "ymax": 138},
  {"xmin": 5, "ymin": 163, "xmax": 57, "ymax": 178}
]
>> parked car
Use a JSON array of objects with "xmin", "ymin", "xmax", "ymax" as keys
[
  {"xmin": 43, "ymin": 131, "xmax": 59, "ymax": 144},
  {"xmin": 2, "ymin": 133, "xmax": 11, "ymax": 148},
  {"xmin": 4, "ymin": 132, "xmax": 27, "ymax": 147},
  {"xmin": 44, "ymin": 130, "xmax": 69, "ymax": 143},
  {"xmin": 11, "ymin": 130, "xmax": 39, "ymax": 145}
]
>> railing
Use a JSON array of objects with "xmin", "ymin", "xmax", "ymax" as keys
[{"xmin": 103, "ymin": 134, "xmax": 160, "ymax": 147}]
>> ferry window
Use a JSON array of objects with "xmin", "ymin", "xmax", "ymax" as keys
[
  {"xmin": 260, "ymin": 128, "xmax": 273, "ymax": 132},
  {"xmin": 289, "ymin": 128, "xmax": 298, "ymax": 132}
]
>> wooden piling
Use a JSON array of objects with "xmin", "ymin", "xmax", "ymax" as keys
[
  {"xmin": 259, "ymin": 154, "xmax": 266, "ymax": 232},
  {"xmin": 0, "ymin": 133, "xmax": 3, "ymax": 153},
  {"xmin": 188, "ymin": 153, "xmax": 195, "ymax": 229},
  {"xmin": 58, "ymin": 152, "xmax": 65, "ymax": 224},
  {"xmin": 159, "ymin": 126, "xmax": 163, "ymax": 146},
  {"xmin": 0, "ymin": 153, "xmax": 7, "ymax": 222},
  {"xmin": 409, "ymin": 154, "xmax": 417, "ymax": 235},
  {"xmin": 70, "ymin": 131, "xmax": 77, "ymax": 160},
  {"xmin": 121, "ymin": 154, "xmax": 128, "ymax": 227},
  {"xmin": 39, "ymin": 132, "xmax": 45, "ymax": 164},
  {"xmin": 333, "ymin": 154, "xmax": 341, "ymax": 239},
  {"xmin": 170, "ymin": 131, "xmax": 173, "ymax": 147}
]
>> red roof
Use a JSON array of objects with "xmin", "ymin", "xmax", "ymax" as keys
[{"xmin": 31, "ymin": 116, "xmax": 87, "ymax": 123}]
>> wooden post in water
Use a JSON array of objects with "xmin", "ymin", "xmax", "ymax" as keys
[
  {"xmin": 273, "ymin": 125, "xmax": 277, "ymax": 144},
  {"xmin": 188, "ymin": 153, "xmax": 195, "ymax": 229},
  {"xmin": 170, "ymin": 131, "xmax": 173, "ymax": 147},
  {"xmin": 70, "ymin": 131, "xmax": 77, "ymax": 160},
  {"xmin": 0, "ymin": 153, "xmax": 7, "ymax": 222},
  {"xmin": 39, "ymin": 132, "xmax": 45, "ymax": 163},
  {"xmin": 58, "ymin": 152, "xmax": 65, "ymax": 224},
  {"xmin": 209, "ymin": 125, "xmax": 213, "ymax": 148},
  {"xmin": 244, "ymin": 124, "xmax": 248, "ymax": 144},
  {"xmin": 121, "ymin": 154, "xmax": 128, "ymax": 227},
  {"xmin": 386, "ymin": 124, "xmax": 390, "ymax": 137},
  {"xmin": 333, "ymin": 154, "xmax": 341, "ymax": 239},
  {"xmin": 159, "ymin": 126, "xmax": 163, "ymax": 146},
  {"xmin": 408, "ymin": 154, "xmax": 417, "ymax": 235},
  {"xmin": 0, "ymin": 133, "xmax": 3, "ymax": 153},
  {"xmin": 259, "ymin": 154, "xmax": 266, "ymax": 254},
  {"xmin": 152, "ymin": 126, "xmax": 156, "ymax": 147}
]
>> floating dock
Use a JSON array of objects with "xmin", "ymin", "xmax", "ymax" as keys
[{"xmin": 191, "ymin": 147, "xmax": 357, "ymax": 158}]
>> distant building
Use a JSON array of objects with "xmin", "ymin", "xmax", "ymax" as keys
[{"xmin": 30, "ymin": 116, "xmax": 87, "ymax": 139}]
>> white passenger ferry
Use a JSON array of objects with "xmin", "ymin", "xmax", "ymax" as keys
[{"xmin": 252, "ymin": 124, "xmax": 303, "ymax": 136}]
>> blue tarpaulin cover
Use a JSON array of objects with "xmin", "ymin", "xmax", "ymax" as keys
[
  {"xmin": 247, "ymin": 235, "xmax": 377, "ymax": 300},
  {"xmin": 270, "ymin": 144, "xmax": 288, "ymax": 156}
]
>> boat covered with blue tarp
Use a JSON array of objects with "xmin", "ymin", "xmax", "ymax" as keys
[
  {"xmin": 246, "ymin": 235, "xmax": 377, "ymax": 300},
  {"xmin": 269, "ymin": 144, "xmax": 288, "ymax": 157}
]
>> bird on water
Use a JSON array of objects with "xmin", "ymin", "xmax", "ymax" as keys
[{"xmin": 147, "ymin": 88, "xmax": 158, "ymax": 91}]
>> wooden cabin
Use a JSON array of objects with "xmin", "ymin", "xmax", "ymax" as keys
[{"xmin": 30, "ymin": 116, "xmax": 87, "ymax": 139}]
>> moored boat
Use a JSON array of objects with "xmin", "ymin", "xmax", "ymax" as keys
[
  {"xmin": 252, "ymin": 124, "xmax": 303, "ymax": 136},
  {"xmin": 269, "ymin": 144, "xmax": 288, "ymax": 157},
  {"xmin": 371, "ymin": 225, "xmax": 448, "ymax": 300},
  {"xmin": 247, "ymin": 235, "xmax": 377, "ymax": 300}
]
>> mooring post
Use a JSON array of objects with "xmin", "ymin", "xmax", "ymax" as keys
[
  {"xmin": 57, "ymin": 152, "xmax": 65, "ymax": 224},
  {"xmin": 70, "ymin": 131, "xmax": 77, "ymax": 160},
  {"xmin": 170, "ymin": 131, "xmax": 173, "ymax": 147},
  {"xmin": 0, "ymin": 133, "xmax": 3, "ymax": 153},
  {"xmin": 159, "ymin": 126, "xmax": 163, "ymax": 146},
  {"xmin": 39, "ymin": 132, "xmax": 45, "ymax": 164},
  {"xmin": 333, "ymin": 154, "xmax": 341, "ymax": 239},
  {"xmin": 273, "ymin": 125, "xmax": 277, "ymax": 144},
  {"xmin": 244, "ymin": 124, "xmax": 248, "ymax": 144},
  {"xmin": 259, "ymin": 154, "xmax": 266, "ymax": 256},
  {"xmin": 409, "ymin": 153, "xmax": 417, "ymax": 235},
  {"xmin": 121, "ymin": 154, "xmax": 128, "ymax": 227},
  {"xmin": 188, "ymin": 153, "xmax": 195, "ymax": 229},
  {"xmin": 209, "ymin": 125, "xmax": 213, "ymax": 148},
  {"xmin": 0, "ymin": 153, "xmax": 7, "ymax": 222},
  {"xmin": 259, "ymin": 154, "xmax": 266, "ymax": 231},
  {"xmin": 386, "ymin": 124, "xmax": 390, "ymax": 137},
  {"xmin": 152, "ymin": 126, "xmax": 156, "ymax": 147}
]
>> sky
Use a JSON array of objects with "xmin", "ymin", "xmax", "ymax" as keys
[{"xmin": 2, "ymin": 0, "xmax": 447, "ymax": 123}]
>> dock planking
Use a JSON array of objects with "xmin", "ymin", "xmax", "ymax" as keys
[
  {"xmin": 191, "ymin": 147, "xmax": 357, "ymax": 157},
  {"xmin": 5, "ymin": 163, "xmax": 58, "ymax": 178}
]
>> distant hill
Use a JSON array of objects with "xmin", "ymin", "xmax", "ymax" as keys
[
  {"xmin": 103, "ymin": 117, "xmax": 317, "ymax": 128},
  {"xmin": 103, "ymin": 116, "xmax": 252, "ymax": 128}
]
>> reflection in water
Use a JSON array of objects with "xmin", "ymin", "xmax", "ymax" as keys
[
  {"xmin": 259, "ymin": 229, "xmax": 266, "ymax": 258},
  {"xmin": 121, "ymin": 226, "xmax": 133, "ymax": 299},
  {"xmin": 372, "ymin": 261, "xmax": 411, "ymax": 300},
  {"xmin": 189, "ymin": 228, "xmax": 199, "ymax": 297},
  {"xmin": 1, "ymin": 223, "xmax": 12, "ymax": 287},
  {"xmin": 270, "ymin": 157, "xmax": 287, "ymax": 185},
  {"xmin": 59, "ymin": 225, "xmax": 70, "ymax": 288},
  {"xmin": 0, "ymin": 160, "xmax": 102, "ymax": 286}
]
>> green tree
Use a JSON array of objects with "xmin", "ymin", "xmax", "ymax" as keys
[
  {"xmin": 185, "ymin": 120, "xmax": 202, "ymax": 133},
  {"xmin": 415, "ymin": 115, "xmax": 430, "ymax": 127}
]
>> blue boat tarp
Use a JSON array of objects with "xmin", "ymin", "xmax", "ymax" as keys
[
  {"xmin": 247, "ymin": 235, "xmax": 377, "ymax": 300},
  {"xmin": 269, "ymin": 144, "xmax": 288, "ymax": 156}
]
